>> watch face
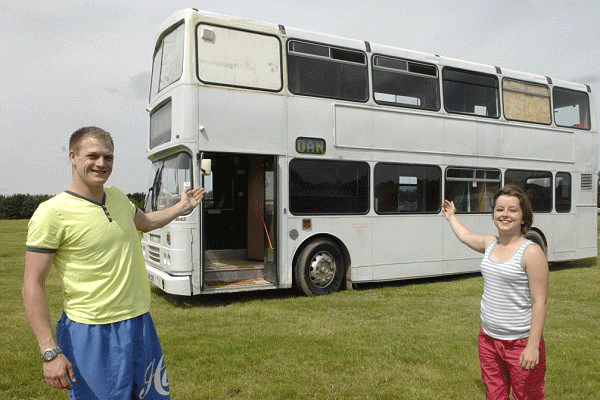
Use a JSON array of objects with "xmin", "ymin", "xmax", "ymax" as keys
[{"xmin": 43, "ymin": 348, "xmax": 57, "ymax": 361}]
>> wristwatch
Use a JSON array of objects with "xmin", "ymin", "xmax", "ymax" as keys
[{"xmin": 41, "ymin": 347, "xmax": 62, "ymax": 362}]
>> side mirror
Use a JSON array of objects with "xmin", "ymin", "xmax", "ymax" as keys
[{"xmin": 200, "ymin": 159, "xmax": 212, "ymax": 176}]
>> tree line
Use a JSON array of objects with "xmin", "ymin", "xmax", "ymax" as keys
[{"xmin": 0, "ymin": 193, "xmax": 146, "ymax": 220}]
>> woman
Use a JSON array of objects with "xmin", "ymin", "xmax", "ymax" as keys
[{"xmin": 442, "ymin": 184, "xmax": 548, "ymax": 400}]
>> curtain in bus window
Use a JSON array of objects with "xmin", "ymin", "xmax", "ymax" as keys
[
  {"xmin": 289, "ymin": 159, "xmax": 369, "ymax": 214},
  {"xmin": 374, "ymin": 163, "xmax": 441, "ymax": 213},
  {"xmin": 505, "ymin": 169, "xmax": 552, "ymax": 212}
]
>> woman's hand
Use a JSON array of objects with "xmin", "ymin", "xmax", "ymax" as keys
[
  {"xmin": 519, "ymin": 344, "xmax": 540, "ymax": 371},
  {"xmin": 442, "ymin": 200, "xmax": 456, "ymax": 219}
]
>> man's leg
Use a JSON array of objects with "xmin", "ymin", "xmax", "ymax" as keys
[
  {"xmin": 56, "ymin": 313, "xmax": 134, "ymax": 399},
  {"xmin": 132, "ymin": 313, "xmax": 170, "ymax": 400}
]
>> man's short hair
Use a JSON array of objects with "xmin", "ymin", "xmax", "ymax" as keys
[{"xmin": 69, "ymin": 126, "xmax": 114, "ymax": 153}]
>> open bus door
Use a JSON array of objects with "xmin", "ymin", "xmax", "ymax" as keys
[{"xmin": 200, "ymin": 153, "xmax": 277, "ymax": 292}]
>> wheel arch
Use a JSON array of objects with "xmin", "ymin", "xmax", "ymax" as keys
[
  {"xmin": 525, "ymin": 227, "xmax": 548, "ymax": 256},
  {"xmin": 292, "ymin": 233, "xmax": 351, "ymax": 288}
]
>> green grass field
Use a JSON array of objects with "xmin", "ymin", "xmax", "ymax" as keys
[{"xmin": 2, "ymin": 219, "xmax": 599, "ymax": 399}]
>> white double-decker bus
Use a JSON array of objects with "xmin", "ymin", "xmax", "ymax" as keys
[{"xmin": 142, "ymin": 9, "xmax": 598, "ymax": 296}]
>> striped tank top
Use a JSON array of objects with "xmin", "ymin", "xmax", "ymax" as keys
[{"xmin": 480, "ymin": 239, "xmax": 533, "ymax": 340}]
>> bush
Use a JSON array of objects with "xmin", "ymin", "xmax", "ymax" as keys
[
  {"xmin": 127, "ymin": 192, "xmax": 146, "ymax": 210},
  {"xmin": 0, "ymin": 194, "xmax": 52, "ymax": 220}
]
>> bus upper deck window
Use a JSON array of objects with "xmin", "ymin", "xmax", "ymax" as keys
[
  {"xmin": 443, "ymin": 67, "xmax": 499, "ymax": 118},
  {"xmin": 150, "ymin": 22, "xmax": 185, "ymax": 97},
  {"xmin": 553, "ymin": 87, "xmax": 591, "ymax": 130}
]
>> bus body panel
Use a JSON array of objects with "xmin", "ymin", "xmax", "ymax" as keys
[
  {"xmin": 575, "ymin": 205, "xmax": 598, "ymax": 258},
  {"xmin": 143, "ymin": 9, "xmax": 598, "ymax": 296},
  {"xmin": 198, "ymin": 87, "xmax": 286, "ymax": 155}
]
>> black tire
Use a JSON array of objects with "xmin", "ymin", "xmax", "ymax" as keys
[
  {"xmin": 295, "ymin": 239, "xmax": 345, "ymax": 296},
  {"xmin": 525, "ymin": 230, "xmax": 547, "ymax": 256}
]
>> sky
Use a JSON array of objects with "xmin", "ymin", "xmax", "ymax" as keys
[{"xmin": 1, "ymin": 0, "xmax": 599, "ymax": 195}]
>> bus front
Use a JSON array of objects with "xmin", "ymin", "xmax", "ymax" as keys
[
  {"xmin": 141, "ymin": 10, "xmax": 284, "ymax": 296},
  {"xmin": 141, "ymin": 12, "xmax": 201, "ymax": 296}
]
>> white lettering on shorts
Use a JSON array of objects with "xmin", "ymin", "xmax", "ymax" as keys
[{"xmin": 140, "ymin": 356, "xmax": 170, "ymax": 398}]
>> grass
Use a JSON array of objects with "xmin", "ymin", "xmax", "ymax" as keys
[{"xmin": 2, "ymin": 219, "xmax": 599, "ymax": 399}]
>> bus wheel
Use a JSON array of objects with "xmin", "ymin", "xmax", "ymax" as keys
[
  {"xmin": 295, "ymin": 239, "xmax": 345, "ymax": 296},
  {"xmin": 525, "ymin": 230, "xmax": 547, "ymax": 256}
]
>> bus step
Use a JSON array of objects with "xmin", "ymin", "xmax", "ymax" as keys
[
  {"xmin": 204, "ymin": 278, "xmax": 272, "ymax": 289},
  {"xmin": 203, "ymin": 267, "xmax": 264, "ymax": 283}
]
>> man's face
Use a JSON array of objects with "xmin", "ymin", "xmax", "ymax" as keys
[{"xmin": 69, "ymin": 136, "xmax": 114, "ymax": 189}]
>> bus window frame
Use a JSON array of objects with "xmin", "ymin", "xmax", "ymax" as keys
[
  {"xmin": 150, "ymin": 21, "xmax": 185, "ymax": 99},
  {"xmin": 374, "ymin": 162, "xmax": 442, "ymax": 214},
  {"xmin": 372, "ymin": 54, "xmax": 441, "ymax": 112},
  {"xmin": 445, "ymin": 167, "xmax": 502, "ymax": 214},
  {"xmin": 442, "ymin": 67, "xmax": 500, "ymax": 119},
  {"xmin": 552, "ymin": 87, "xmax": 591, "ymax": 130},
  {"xmin": 289, "ymin": 158, "xmax": 370, "ymax": 215},
  {"xmin": 287, "ymin": 39, "xmax": 369, "ymax": 103},
  {"xmin": 505, "ymin": 169, "xmax": 553, "ymax": 213},
  {"xmin": 555, "ymin": 172, "xmax": 572, "ymax": 213},
  {"xmin": 147, "ymin": 150, "xmax": 194, "ymax": 213},
  {"xmin": 195, "ymin": 23, "xmax": 284, "ymax": 92},
  {"xmin": 502, "ymin": 78, "xmax": 551, "ymax": 125},
  {"xmin": 149, "ymin": 98, "xmax": 173, "ymax": 150}
]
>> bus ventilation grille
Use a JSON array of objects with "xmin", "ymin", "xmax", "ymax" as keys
[{"xmin": 581, "ymin": 174, "xmax": 593, "ymax": 191}]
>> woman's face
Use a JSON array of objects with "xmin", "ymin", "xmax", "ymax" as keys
[{"xmin": 493, "ymin": 195, "xmax": 523, "ymax": 235}]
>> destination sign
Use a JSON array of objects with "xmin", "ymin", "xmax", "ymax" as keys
[{"xmin": 296, "ymin": 137, "xmax": 326, "ymax": 155}]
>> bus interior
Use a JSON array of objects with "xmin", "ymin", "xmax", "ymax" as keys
[{"xmin": 201, "ymin": 153, "xmax": 277, "ymax": 290}]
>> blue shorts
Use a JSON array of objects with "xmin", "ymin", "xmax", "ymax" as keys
[{"xmin": 56, "ymin": 312, "xmax": 170, "ymax": 400}]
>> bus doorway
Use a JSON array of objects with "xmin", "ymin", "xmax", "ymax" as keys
[{"xmin": 201, "ymin": 153, "xmax": 277, "ymax": 291}]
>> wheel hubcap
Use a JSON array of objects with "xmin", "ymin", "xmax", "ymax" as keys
[{"xmin": 309, "ymin": 252, "xmax": 336, "ymax": 288}]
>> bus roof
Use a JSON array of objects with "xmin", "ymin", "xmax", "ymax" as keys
[{"xmin": 156, "ymin": 8, "xmax": 592, "ymax": 93}]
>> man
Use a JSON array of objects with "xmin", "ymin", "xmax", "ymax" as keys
[{"xmin": 22, "ymin": 126, "xmax": 204, "ymax": 399}]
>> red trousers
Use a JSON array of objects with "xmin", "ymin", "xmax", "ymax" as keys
[{"xmin": 478, "ymin": 327, "xmax": 546, "ymax": 400}]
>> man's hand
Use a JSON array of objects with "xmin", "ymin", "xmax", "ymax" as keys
[
  {"xmin": 135, "ymin": 187, "xmax": 205, "ymax": 232},
  {"xmin": 43, "ymin": 354, "xmax": 76, "ymax": 389},
  {"xmin": 180, "ymin": 187, "xmax": 205, "ymax": 212}
]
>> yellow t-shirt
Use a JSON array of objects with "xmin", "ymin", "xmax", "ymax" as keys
[{"xmin": 26, "ymin": 187, "xmax": 151, "ymax": 324}]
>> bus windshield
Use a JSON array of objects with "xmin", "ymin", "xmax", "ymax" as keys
[{"xmin": 145, "ymin": 152, "xmax": 192, "ymax": 212}]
